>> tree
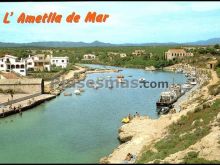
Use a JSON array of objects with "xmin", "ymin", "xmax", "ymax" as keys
[{"xmin": 214, "ymin": 44, "xmax": 220, "ymax": 49}]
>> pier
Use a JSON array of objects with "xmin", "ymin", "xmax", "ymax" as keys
[{"xmin": 0, "ymin": 94, "xmax": 56, "ymax": 118}]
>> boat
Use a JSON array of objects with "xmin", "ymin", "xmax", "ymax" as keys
[
  {"xmin": 79, "ymin": 88, "xmax": 85, "ymax": 92},
  {"xmin": 188, "ymin": 77, "xmax": 197, "ymax": 85},
  {"xmin": 93, "ymin": 84, "xmax": 99, "ymax": 89},
  {"xmin": 128, "ymin": 75, "xmax": 133, "ymax": 77},
  {"xmin": 106, "ymin": 75, "xmax": 112, "ymax": 78},
  {"xmin": 182, "ymin": 83, "xmax": 192, "ymax": 92},
  {"xmin": 117, "ymin": 75, "xmax": 124, "ymax": 78},
  {"xmin": 118, "ymin": 78, "xmax": 126, "ymax": 83},
  {"xmin": 175, "ymin": 68, "xmax": 183, "ymax": 73},
  {"xmin": 64, "ymin": 93, "xmax": 72, "ymax": 96},
  {"xmin": 138, "ymin": 78, "xmax": 146, "ymax": 83},
  {"xmin": 108, "ymin": 85, "xmax": 113, "ymax": 89},
  {"xmin": 121, "ymin": 117, "xmax": 130, "ymax": 123},
  {"xmin": 157, "ymin": 107, "xmax": 170, "ymax": 115},
  {"xmin": 97, "ymin": 77, "xmax": 104, "ymax": 81},
  {"xmin": 156, "ymin": 91, "xmax": 178, "ymax": 107},
  {"xmin": 169, "ymin": 84, "xmax": 183, "ymax": 98},
  {"xmin": 74, "ymin": 89, "xmax": 81, "ymax": 95}
]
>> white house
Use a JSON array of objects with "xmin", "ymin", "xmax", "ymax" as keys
[
  {"xmin": 50, "ymin": 56, "xmax": 69, "ymax": 68},
  {"xmin": 25, "ymin": 54, "xmax": 51, "ymax": 71},
  {"xmin": 0, "ymin": 55, "xmax": 27, "ymax": 76},
  {"xmin": 83, "ymin": 54, "xmax": 96, "ymax": 60}
]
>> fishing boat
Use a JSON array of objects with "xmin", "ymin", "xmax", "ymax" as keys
[
  {"xmin": 74, "ymin": 89, "xmax": 81, "ymax": 95},
  {"xmin": 156, "ymin": 91, "xmax": 178, "ymax": 107},
  {"xmin": 188, "ymin": 76, "xmax": 197, "ymax": 85},
  {"xmin": 182, "ymin": 83, "xmax": 192, "ymax": 92}
]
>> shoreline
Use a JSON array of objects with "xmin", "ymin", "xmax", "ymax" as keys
[
  {"xmin": 99, "ymin": 63, "xmax": 218, "ymax": 163},
  {"xmin": 0, "ymin": 65, "xmax": 118, "ymax": 118},
  {"xmin": 0, "ymin": 94, "xmax": 56, "ymax": 118}
]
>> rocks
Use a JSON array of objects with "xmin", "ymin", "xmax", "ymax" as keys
[
  {"xmin": 217, "ymin": 112, "xmax": 220, "ymax": 120},
  {"xmin": 145, "ymin": 66, "xmax": 156, "ymax": 71}
]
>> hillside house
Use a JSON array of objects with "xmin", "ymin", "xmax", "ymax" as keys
[
  {"xmin": 0, "ymin": 55, "xmax": 27, "ymax": 76},
  {"xmin": 26, "ymin": 54, "xmax": 51, "ymax": 71},
  {"xmin": 132, "ymin": 50, "xmax": 146, "ymax": 56},
  {"xmin": 50, "ymin": 56, "xmax": 69, "ymax": 68},
  {"xmin": 83, "ymin": 54, "xmax": 96, "ymax": 60},
  {"xmin": 164, "ymin": 49, "xmax": 193, "ymax": 61}
]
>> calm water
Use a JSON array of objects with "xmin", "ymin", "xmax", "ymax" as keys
[{"xmin": 0, "ymin": 64, "xmax": 186, "ymax": 163}]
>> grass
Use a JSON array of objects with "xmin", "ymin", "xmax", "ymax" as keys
[
  {"xmin": 137, "ymin": 99, "xmax": 220, "ymax": 163},
  {"xmin": 182, "ymin": 151, "xmax": 220, "ymax": 164},
  {"xmin": 208, "ymin": 81, "xmax": 220, "ymax": 96}
]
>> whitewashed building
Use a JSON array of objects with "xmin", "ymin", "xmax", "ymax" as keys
[
  {"xmin": 25, "ymin": 54, "xmax": 51, "ymax": 71},
  {"xmin": 0, "ymin": 55, "xmax": 27, "ymax": 76},
  {"xmin": 50, "ymin": 56, "xmax": 69, "ymax": 68}
]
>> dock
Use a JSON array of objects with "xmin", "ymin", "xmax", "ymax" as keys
[{"xmin": 0, "ymin": 94, "xmax": 56, "ymax": 118}]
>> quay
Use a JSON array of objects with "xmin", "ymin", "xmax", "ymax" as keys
[{"xmin": 0, "ymin": 94, "xmax": 56, "ymax": 118}]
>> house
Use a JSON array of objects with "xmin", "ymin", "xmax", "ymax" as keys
[
  {"xmin": 132, "ymin": 50, "xmax": 146, "ymax": 56},
  {"xmin": 164, "ymin": 49, "xmax": 193, "ymax": 61},
  {"xmin": 0, "ymin": 55, "xmax": 27, "ymax": 76},
  {"xmin": 25, "ymin": 54, "xmax": 51, "ymax": 71},
  {"xmin": 83, "ymin": 54, "xmax": 96, "ymax": 60},
  {"xmin": 0, "ymin": 78, "xmax": 44, "ymax": 94},
  {"xmin": 50, "ymin": 56, "xmax": 69, "ymax": 68},
  {"xmin": 120, "ymin": 53, "xmax": 127, "ymax": 58},
  {"xmin": 207, "ymin": 60, "xmax": 218, "ymax": 70},
  {"xmin": 107, "ymin": 52, "xmax": 127, "ymax": 58}
]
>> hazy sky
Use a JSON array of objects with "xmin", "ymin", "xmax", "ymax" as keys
[{"xmin": 0, "ymin": 2, "xmax": 220, "ymax": 43}]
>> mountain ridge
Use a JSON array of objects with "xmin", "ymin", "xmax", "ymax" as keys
[{"xmin": 0, "ymin": 37, "xmax": 220, "ymax": 48}]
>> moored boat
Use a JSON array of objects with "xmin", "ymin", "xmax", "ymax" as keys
[{"xmin": 74, "ymin": 89, "xmax": 81, "ymax": 95}]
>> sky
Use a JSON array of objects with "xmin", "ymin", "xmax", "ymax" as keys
[{"xmin": 0, "ymin": 2, "xmax": 220, "ymax": 43}]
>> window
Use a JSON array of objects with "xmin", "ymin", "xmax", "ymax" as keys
[
  {"xmin": 20, "ymin": 70, "xmax": 24, "ymax": 72},
  {"xmin": 56, "ymin": 60, "xmax": 58, "ymax": 62},
  {"xmin": 28, "ymin": 62, "xmax": 32, "ymax": 65},
  {"xmin": 0, "ymin": 64, "xmax": 3, "ymax": 67},
  {"xmin": 53, "ymin": 60, "xmax": 55, "ymax": 62},
  {"xmin": 16, "ymin": 65, "xmax": 20, "ymax": 69},
  {"xmin": 62, "ymin": 60, "xmax": 64, "ymax": 63},
  {"xmin": 21, "ymin": 65, "xmax": 24, "ymax": 68}
]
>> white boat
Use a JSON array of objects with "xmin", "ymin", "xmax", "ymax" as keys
[
  {"xmin": 188, "ymin": 77, "xmax": 197, "ymax": 85},
  {"xmin": 138, "ymin": 78, "xmax": 146, "ymax": 83},
  {"xmin": 74, "ymin": 89, "xmax": 81, "ymax": 95},
  {"xmin": 106, "ymin": 76, "xmax": 112, "ymax": 78},
  {"xmin": 118, "ymin": 78, "xmax": 125, "ymax": 83},
  {"xmin": 93, "ymin": 84, "xmax": 99, "ymax": 89}
]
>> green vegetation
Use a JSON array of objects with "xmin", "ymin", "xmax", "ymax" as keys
[
  {"xmin": 182, "ymin": 151, "xmax": 220, "ymax": 164},
  {"xmin": 208, "ymin": 81, "xmax": 220, "ymax": 96},
  {"xmin": 137, "ymin": 99, "xmax": 220, "ymax": 163},
  {"xmin": 0, "ymin": 46, "xmax": 180, "ymax": 69}
]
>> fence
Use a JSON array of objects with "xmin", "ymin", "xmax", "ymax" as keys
[{"xmin": 0, "ymin": 92, "xmax": 42, "ymax": 107}]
